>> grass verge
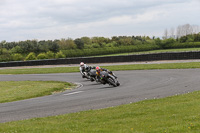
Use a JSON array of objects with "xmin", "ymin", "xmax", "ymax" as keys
[
  {"xmin": 0, "ymin": 81, "xmax": 75, "ymax": 103},
  {"xmin": 1, "ymin": 61, "xmax": 200, "ymax": 132},
  {"xmin": 0, "ymin": 91, "xmax": 200, "ymax": 132},
  {"xmin": 91, "ymin": 47, "xmax": 200, "ymax": 57},
  {"xmin": 1, "ymin": 62, "xmax": 200, "ymax": 74}
]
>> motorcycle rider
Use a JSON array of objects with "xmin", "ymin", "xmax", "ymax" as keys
[
  {"xmin": 96, "ymin": 66, "xmax": 120, "ymax": 86},
  {"xmin": 96, "ymin": 66, "xmax": 107, "ymax": 84},
  {"xmin": 96, "ymin": 66, "xmax": 107, "ymax": 75},
  {"xmin": 96, "ymin": 66, "xmax": 117, "ymax": 79},
  {"xmin": 79, "ymin": 62, "xmax": 95, "ymax": 78}
]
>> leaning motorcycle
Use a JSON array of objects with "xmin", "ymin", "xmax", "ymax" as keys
[
  {"xmin": 99, "ymin": 71, "xmax": 120, "ymax": 87},
  {"xmin": 87, "ymin": 69, "xmax": 97, "ymax": 82},
  {"xmin": 82, "ymin": 72, "xmax": 90, "ymax": 79}
]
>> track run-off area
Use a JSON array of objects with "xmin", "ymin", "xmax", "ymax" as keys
[{"xmin": 1, "ymin": 67, "xmax": 200, "ymax": 123}]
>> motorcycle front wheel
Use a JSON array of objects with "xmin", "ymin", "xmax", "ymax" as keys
[{"xmin": 107, "ymin": 78, "xmax": 117, "ymax": 87}]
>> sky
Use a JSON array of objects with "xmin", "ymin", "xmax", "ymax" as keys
[{"xmin": 0, "ymin": 0, "xmax": 200, "ymax": 42}]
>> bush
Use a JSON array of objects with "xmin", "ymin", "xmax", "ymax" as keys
[
  {"xmin": 46, "ymin": 51, "xmax": 55, "ymax": 59},
  {"xmin": 169, "ymin": 42, "xmax": 200, "ymax": 49},
  {"xmin": 160, "ymin": 38, "xmax": 176, "ymax": 48},
  {"xmin": 55, "ymin": 51, "xmax": 65, "ymax": 58},
  {"xmin": 37, "ymin": 53, "xmax": 47, "ymax": 60},
  {"xmin": 0, "ymin": 48, "xmax": 13, "ymax": 62},
  {"xmin": 13, "ymin": 53, "xmax": 23, "ymax": 61},
  {"xmin": 61, "ymin": 44, "xmax": 160, "ymax": 58},
  {"xmin": 25, "ymin": 52, "xmax": 37, "ymax": 61}
]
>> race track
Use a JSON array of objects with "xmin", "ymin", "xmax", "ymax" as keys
[{"xmin": 1, "ymin": 69, "xmax": 200, "ymax": 123}]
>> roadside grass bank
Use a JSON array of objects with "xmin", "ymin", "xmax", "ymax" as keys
[
  {"xmin": 1, "ymin": 62, "xmax": 200, "ymax": 74},
  {"xmin": 0, "ymin": 91, "xmax": 200, "ymax": 132},
  {"xmin": 0, "ymin": 81, "xmax": 75, "ymax": 103},
  {"xmin": 91, "ymin": 47, "xmax": 200, "ymax": 57}
]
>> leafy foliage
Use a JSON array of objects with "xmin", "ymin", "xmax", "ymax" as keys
[
  {"xmin": 46, "ymin": 51, "xmax": 55, "ymax": 59},
  {"xmin": 25, "ymin": 52, "xmax": 37, "ymax": 61},
  {"xmin": 13, "ymin": 53, "xmax": 23, "ymax": 61},
  {"xmin": 37, "ymin": 53, "xmax": 47, "ymax": 60},
  {"xmin": 55, "ymin": 51, "xmax": 65, "ymax": 58},
  {"xmin": 74, "ymin": 38, "xmax": 84, "ymax": 49},
  {"xmin": 0, "ymin": 33, "xmax": 200, "ymax": 62}
]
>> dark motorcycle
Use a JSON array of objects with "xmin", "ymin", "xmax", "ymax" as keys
[
  {"xmin": 88, "ymin": 69, "xmax": 97, "ymax": 82},
  {"xmin": 99, "ymin": 71, "xmax": 120, "ymax": 87}
]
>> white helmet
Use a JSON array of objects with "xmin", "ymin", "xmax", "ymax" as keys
[{"xmin": 80, "ymin": 62, "xmax": 84, "ymax": 67}]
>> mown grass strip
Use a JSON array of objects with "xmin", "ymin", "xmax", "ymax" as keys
[
  {"xmin": 0, "ymin": 81, "xmax": 75, "ymax": 103},
  {"xmin": 0, "ymin": 91, "xmax": 200, "ymax": 132},
  {"xmin": 105, "ymin": 62, "xmax": 200, "ymax": 71},
  {"xmin": 0, "ymin": 67, "xmax": 78, "ymax": 74},
  {"xmin": 91, "ymin": 47, "xmax": 200, "ymax": 57},
  {"xmin": 1, "ymin": 62, "xmax": 200, "ymax": 74}
]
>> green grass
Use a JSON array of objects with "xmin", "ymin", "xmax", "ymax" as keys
[
  {"xmin": 0, "ymin": 91, "xmax": 200, "ymax": 132},
  {"xmin": 1, "ymin": 62, "xmax": 200, "ymax": 74},
  {"xmin": 0, "ymin": 81, "xmax": 75, "ymax": 103},
  {"xmin": 105, "ymin": 62, "xmax": 200, "ymax": 71},
  {"xmin": 1, "ymin": 61, "xmax": 200, "ymax": 132},
  {"xmin": 0, "ymin": 67, "xmax": 78, "ymax": 74},
  {"xmin": 91, "ymin": 47, "xmax": 200, "ymax": 57}
]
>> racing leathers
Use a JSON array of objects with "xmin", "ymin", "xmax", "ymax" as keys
[
  {"xmin": 80, "ymin": 64, "xmax": 95, "ymax": 78},
  {"xmin": 96, "ymin": 68, "xmax": 117, "ymax": 83}
]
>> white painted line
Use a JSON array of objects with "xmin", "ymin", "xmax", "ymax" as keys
[
  {"xmin": 74, "ymin": 82, "xmax": 83, "ymax": 89},
  {"xmin": 63, "ymin": 91, "xmax": 83, "ymax": 96}
]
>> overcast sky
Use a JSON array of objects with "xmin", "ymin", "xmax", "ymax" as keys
[{"xmin": 0, "ymin": 0, "xmax": 200, "ymax": 42}]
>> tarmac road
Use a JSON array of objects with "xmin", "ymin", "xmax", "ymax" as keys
[{"xmin": 1, "ymin": 69, "xmax": 200, "ymax": 123}]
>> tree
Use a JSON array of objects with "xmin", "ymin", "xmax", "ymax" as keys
[
  {"xmin": 0, "ymin": 41, "xmax": 6, "ymax": 55},
  {"xmin": 163, "ymin": 29, "xmax": 168, "ymax": 39},
  {"xmin": 154, "ymin": 38, "xmax": 162, "ymax": 45},
  {"xmin": 38, "ymin": 41, "xmax": 49, "ymax": 53},
  {"xmin": 49, "ymin": 40, "xmax": 59, "ymax": 53},
  {"xmin": 74, "ymin": 38, "xmax": 84, "ymax": 49},
  {"xmin": 194, "ymin": 33, "xmax": 200, "ymax": 42},
  {"xmin": 161, "ymin": 38, "xmax": 176, "ymax": 48},
  {"xmin": 176, "ymin": 24, "xmax": 200, "ymax": 38},
  {"xmin": 11, "ymin": 46, "xmax": 23, "ymax": 53},
  {"xmin": 91, "ymin": 37, "xmax": 110, "ymax": 47},
  {"xmin": 58, "ymin": 38, "xmax": 76, "ymax": 50},
  {"xmin": 169, "ymin": 27, "xmax": 175, "ymax": 38},
  {"xmin": 179, "ymin": 36, "xmax": 188, "ymax": 43},
  {"xmin": 81, "ymin": 37, "xmax": 92, "ymax": 45},
  {"xmin": 118, "ymin": 36, "xmax": 133, "ymax": 45},
  {"xmin": 0, "ymin": 48, "xmax": 12, "ymax": 61}
]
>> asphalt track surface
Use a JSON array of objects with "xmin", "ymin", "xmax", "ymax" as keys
[{"xmin": 1, "ymin": 69, "xmax": 200, "ymax": 123}]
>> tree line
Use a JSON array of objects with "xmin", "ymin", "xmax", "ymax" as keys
[
  {"xmin": 0, "ymin": 24, "xmax": 200, "ymax": 62},
  {"xmin": 163, "ymin": 24, "xmax": 200, "ymax": 39}
]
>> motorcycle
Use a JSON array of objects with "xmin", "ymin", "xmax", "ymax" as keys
[
  {"xmin": 99, "ymin": 71, "xmax": 120, "ymax": 87},
  {"xmin": 82, "ymin": 72, "xmax": 90, "ymax": 79},
  {"xmin": 87, "ymin": 69, "xmax": 97, "ymax": 82},
  {"xmin": 82, "ymin": 66, "xmax": 97, "ymax": 81}
]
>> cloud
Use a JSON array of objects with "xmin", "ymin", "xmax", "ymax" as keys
[{"xmin": 0, "ymin": 0, "xmax": 199, "ymax": 41}]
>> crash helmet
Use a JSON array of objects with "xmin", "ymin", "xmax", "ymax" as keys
[
  {"xmin": 80, "ymin": 62, "xmax": 84, "ymax": 66},
  {"xmin": 96, "ymin": 66, "xmax": 100, "ymax": 73},
  {"xmin": 80, "ymin": 62, "xmax": 85, "ymax": 68}
]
